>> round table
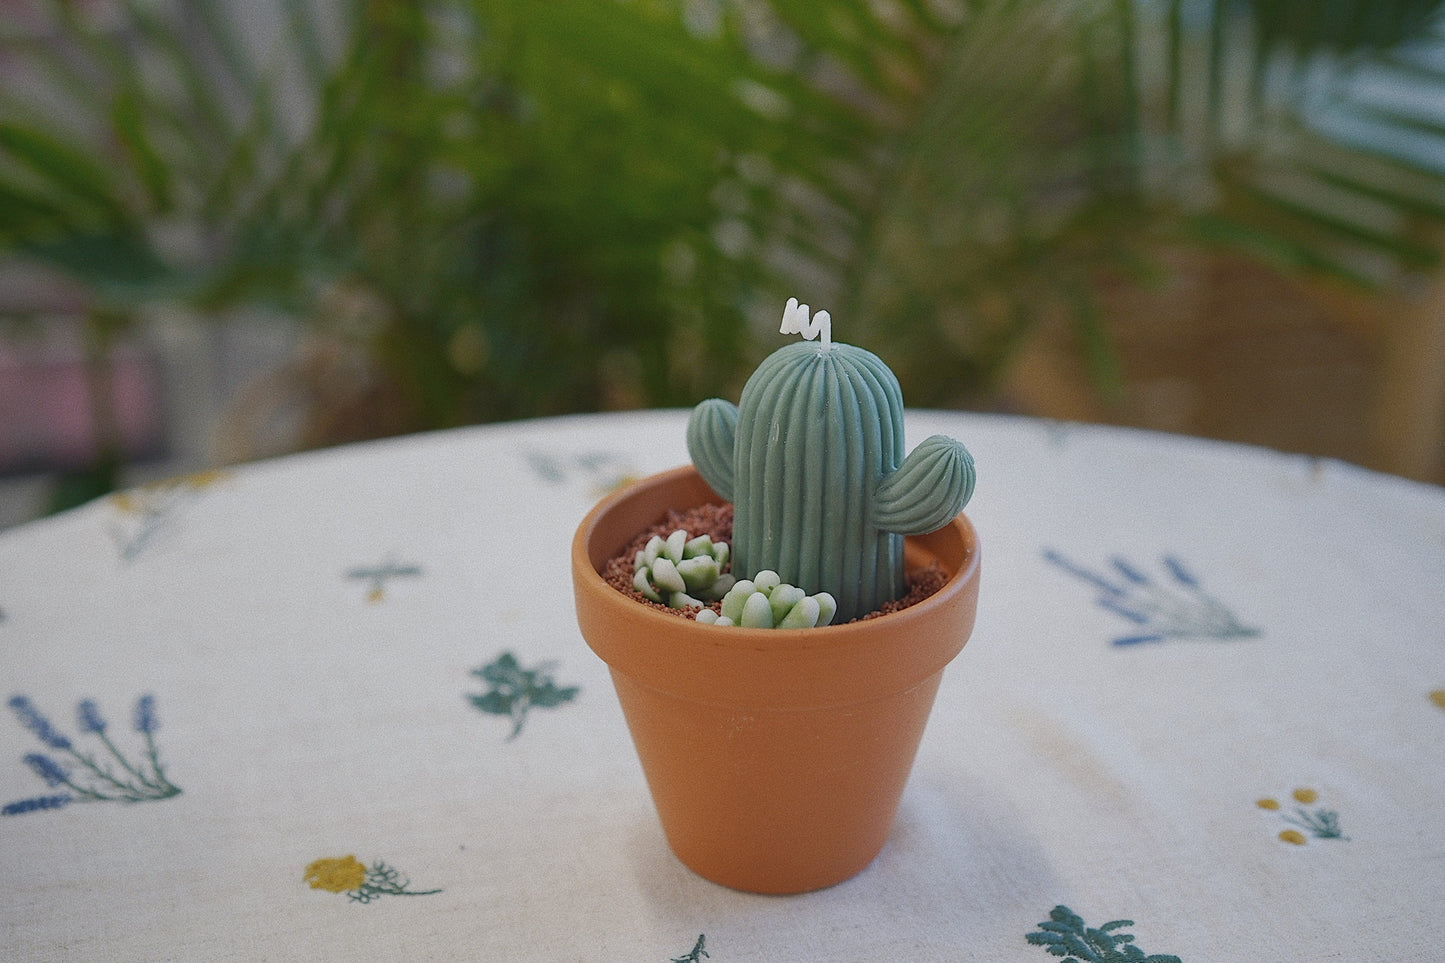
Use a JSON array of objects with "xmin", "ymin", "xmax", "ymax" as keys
[{"xmin": 2, "ymin": 410, "xmax": 1442, "ymax": 960}]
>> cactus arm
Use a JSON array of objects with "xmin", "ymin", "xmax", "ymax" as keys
[
  {"xmin": 686, "ymin": 398, "xmax": 738, "ymax": 502},
  {"xmin": 873, "ymin": 435, "xmax": 976, "ymax": 536}
]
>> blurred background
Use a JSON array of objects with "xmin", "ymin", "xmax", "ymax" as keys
[{"xmin": 2, "ymin": 0, "xmax": 1444, "ymax": 528}]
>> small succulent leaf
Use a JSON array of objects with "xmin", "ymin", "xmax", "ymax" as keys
[
  {"xmin": 676, "ymin": 556, "xmax": 720, "ymax": 591},
  {"xmin": 695, "ymin": 609, "xmax": 719, "ymax": 624},
  {"xmin": 740, "ymin": 591, "xmax": 774, "ymax": 628},
  {"xmin": 664, "ymin": 530, "xmax": 688, "ymax": 564},
  {"xmin": 686, "ymin": 398, "xmax": 738, "ymax": 503},
  {"xmin": 670, "ymin": 591, "xmax": 704, "ymax": 609},
  {"xmin": 768, "ymin": 584, "xmax": 806, "ymax": 624},
  {"xmin": 683, "ymin": 535, "xmax": 713, "ymax": 558},
  {"xmin": 714, "ymin": 615, "xmax": 734, "ymax": 626},
  {"xmin": 703, "ymin": 574, "xmax": 736, "ymax": 601},
  {"xmin": 633, "ymin": 567, "xmax": 663, "ymax": 602},
  {"xmin": 651, "ymin": 557, "xmax": 686, "ymax": 593},
  {"xmin": 813, "ymin": 592, "xmax": 837, "ymax": 627},
  {"xmin": 721, "ymin": 580, "xmax": 755, "ymax": 621},
  {"xmin": 714, "ymin": 541, "xmax": 729, "ymax": 568},
  {"xmin": 753, "ymin": 570, "xmax": 781, "ymax": 594},
  {"xmin": 643, "ymin": 535, "xmax": 666, "ymax": 565},
  {"xmin": 778, "ymin": 594, "xmax": 820, "ymax": 628}
]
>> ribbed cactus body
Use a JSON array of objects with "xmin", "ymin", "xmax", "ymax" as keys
[{"xmin": 688, "ymin": 339, "xmax": 975, "ymax": 622}]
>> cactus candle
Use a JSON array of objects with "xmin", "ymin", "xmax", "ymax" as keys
[
  {"xmin": 687, "ymin": 299, "xmax": 975, "ymax": 622},
  {"xmin": 571, "ymin": 309, "xmax": 982, "ymax": 891}
]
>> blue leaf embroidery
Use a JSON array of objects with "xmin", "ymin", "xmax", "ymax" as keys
[
  {"xmin": 4, "ymin": 694, "xmax": 180, "ymax": 814},
  {"xmin": 1044, "ymin": 551, "xmax": 1258, "ymax": 646}
]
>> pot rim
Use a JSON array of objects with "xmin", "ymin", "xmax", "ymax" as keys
[{"xmin": 574, "ymin": 465, "xmax": 978, "ymax": 648}]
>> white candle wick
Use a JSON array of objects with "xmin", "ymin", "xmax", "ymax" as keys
[{"xmin": 780, "ymin": 297, "xmax": 832, "ymax": 349}]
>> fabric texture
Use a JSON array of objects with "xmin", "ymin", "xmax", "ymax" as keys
[{"xmin": 2, "ymin": 410, "xmax": 1442, "ymax": 961}]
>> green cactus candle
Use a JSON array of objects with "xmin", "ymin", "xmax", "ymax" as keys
[{"xmin": 687, "ymin": 300, "xmax": 975, "ymax": 622}]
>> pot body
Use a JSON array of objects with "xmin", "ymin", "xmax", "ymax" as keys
[{"xmin": 572, "ymin": 466, "xmax": 981, "ymax": 894}]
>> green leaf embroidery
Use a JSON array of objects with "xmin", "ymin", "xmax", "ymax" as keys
[
  {"xmin": 1026, "ymin": 906, "xmax": 1181, "ymax": 963},
  {"xmin": 468, "ymin": 652, "xmax": 579, "ymax": 740},
  {"xmin": 671, "ymin": 934, "xmax": 708, "ymax": 963}
]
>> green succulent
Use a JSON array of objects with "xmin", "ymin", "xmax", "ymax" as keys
[
  {"xmin": 697, "ymin": 570, "xmax": 838, "ymax": 630},
  {"xmin": 633, "ymin": 530, "xmax": 734, "ymax": 610}
]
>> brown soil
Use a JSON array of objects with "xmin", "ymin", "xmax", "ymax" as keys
[{"xmin": 601, "ymin": 502, "xmax": 946, "ymax": 623}]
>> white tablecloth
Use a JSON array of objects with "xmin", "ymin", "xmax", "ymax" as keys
[{"xmin": 2, "ymin": 410, "xmax": 1442, "ymax": 961}]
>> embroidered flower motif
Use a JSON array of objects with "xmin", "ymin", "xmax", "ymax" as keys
[
  {"xmin": 109, "ymin": 470, "xmax": 228, "ymax": 560},
  {"xmin": 1026, "ymin": 905, "xmax": 1181, "ymax": 962},
  {"xmin": 1257, "ymin": 787, "xmax": 1347, "ymax": 844},
  {"xmin": 1430, "ymin": 689, "xmax": 1445, "ymax": 711},
  {"xmin": 670, "ymin": 934, "xmax": 709, "ymax": 963},
  {"xmin": 305, "ymin": 856, "xmax": 368, "ymax": 893},
  {"xmin": 1043, "ymin": 550, "xmax": 1258, "ymax": 646},
  {"xmin": 524, "ymin": 448, "xmax": 637, "ymax": 495},
  {"xmin": 304, "ymin": 856, "xmax": 441, "ymax": 903},
  {"xmin": 468, "ymin": 652, "xmax": 579, "ymax": 740},
  {"xmin": 3, "ymin": 694, "xmax": 179, "ymax": 815},
  {"xmin": 345, "ymin": 556, "xmax": 422, "ymax": 604}
]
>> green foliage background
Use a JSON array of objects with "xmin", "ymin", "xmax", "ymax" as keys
[{"xmin": 3, "ymin": 0, "xmax": 1445, "ymax": 476}]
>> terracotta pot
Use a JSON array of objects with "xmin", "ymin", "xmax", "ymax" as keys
[{"xmin": 571, "ymin": 465, "xmax": 981, "ymax": 894}]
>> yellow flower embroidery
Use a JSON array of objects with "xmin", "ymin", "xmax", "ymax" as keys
[
  {"xmin": 305, "ymin": 855, "xmax": 367, "ymax": 893},
  {"xmin": 183, "ymin": 468, "xmax": 227, "ymax": 490},
  {"xmin": 111, "ymin": 469, "xmax": 229, "ymax": 514},
  {"xmin": 1430, "ymin": 689, "xmax": 1445, "ymax": 711},
  {"xmin": 1258, "ymin": 786, "xmax": 1346, "ymax": 844},
  {"xmin": 304, "ymin": 855, "xmax": 442, "ymax": 902}
]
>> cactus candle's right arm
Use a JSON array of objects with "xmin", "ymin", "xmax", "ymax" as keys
[{"xmin": 874, "ymin": 434, "xmax": 976, "ymax": 535}]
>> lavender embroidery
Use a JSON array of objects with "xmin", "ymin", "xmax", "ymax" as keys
[
  {"xmin": 1043, "ymin": 551, "xmax": 1258, "ymax": 646},
  {"xmin": 524, "ymin": 448, "xmax": 637, "ymax": 494},
  {"xmin": 4, "ymin": 695, "xmax": 180, "ymax": 815}
]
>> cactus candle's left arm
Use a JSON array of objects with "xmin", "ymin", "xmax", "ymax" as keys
[{"xmin": 687, "ymin": 301, "xmax": 975, "ymax": 622}]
